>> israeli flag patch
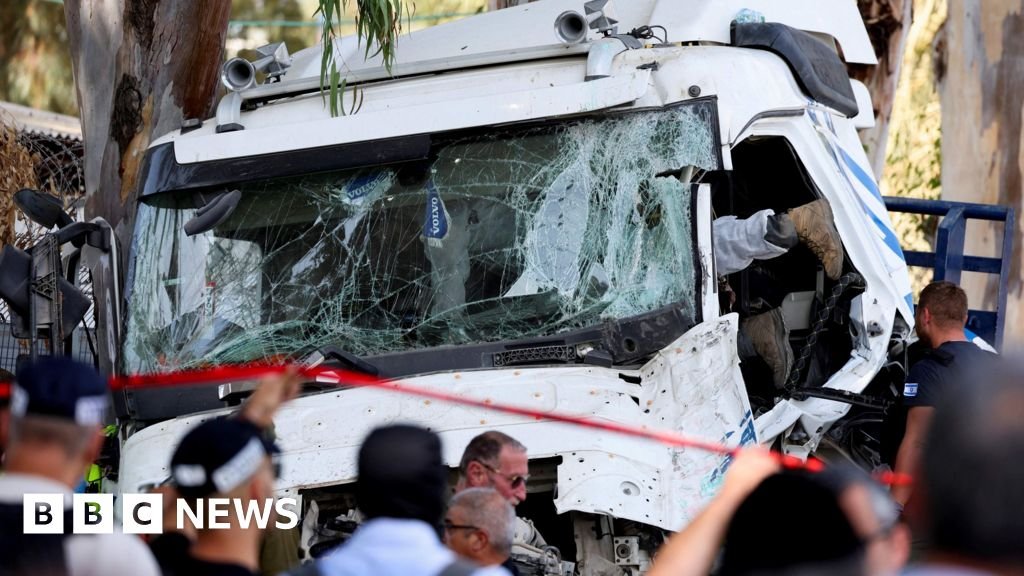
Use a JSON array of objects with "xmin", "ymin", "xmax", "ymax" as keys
[{"xmin": 904, "ymin": 382, "xmax": 918, "ymax": 398}]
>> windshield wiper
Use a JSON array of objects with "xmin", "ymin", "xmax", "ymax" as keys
[
  {"xmin": 359, "ymin": 301, "xmax": 697, "ymax": 378},
  {"xmin": 307, "ymin": 345, "xmax": 380, "ymax": 376},
  {"xmin": 488, "ymin": 300, "xmax": 695, "ymax": 369}
]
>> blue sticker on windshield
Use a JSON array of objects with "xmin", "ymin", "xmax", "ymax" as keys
[
  {"xmin": 423, "ymin": 181, "xmax": 450, "ymax": 247},
  {"xmin": 344, "ymin": 171, "xmax": 392, "ymax": 204}
]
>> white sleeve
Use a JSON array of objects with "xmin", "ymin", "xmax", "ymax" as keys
[
  {"xmin": 513, "ymin": 516, "xmax": 547, "ymax": 548},
  {"xmin": 713, "ymin": 210, "xmax": 788, "ymax": 276},
  {"xmin": 473, "ymin": 567, "xmax": 513, "ymax": 576},
  {"xmin": 67, "ymin": 533, "xmax": 162, "ymax": 576}
]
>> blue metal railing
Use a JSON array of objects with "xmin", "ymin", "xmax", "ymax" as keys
[{"xmin": 883, "ymin": 196, "xmax": 1015, "ymax": 350}]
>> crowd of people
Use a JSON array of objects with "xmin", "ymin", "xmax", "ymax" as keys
[{"xmin": 0, "ymin": 280, "xmax": 1021, "ymax": 576}]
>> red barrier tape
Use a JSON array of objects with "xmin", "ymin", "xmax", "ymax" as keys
[
  {"xmin": 106, "ymin": 362, "xmax": 911, "ymax": 486},
  {"xmin": 0, "ymin": 364, "xmax": 909, "ymax": 485}
]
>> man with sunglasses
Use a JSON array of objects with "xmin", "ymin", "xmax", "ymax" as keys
[
  {"xmin": 455, "ymin": 432, "xmax": 546, "ymax": 552},
  {"xmin": 444, "ymin": 488, "xmax": 515, "ymax": 569}
]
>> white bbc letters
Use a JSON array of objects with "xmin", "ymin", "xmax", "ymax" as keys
[
  {"xmin": 22, "ymin": 493, "xmax": 301, "ymax": 533},
  {"xmin": 275, "ymin": 498, "xmax": 299, "ymax": 529},
  {"xmin": 206, "ymin": 498, "xmax": 231, "ymax": 529},
  {"xmin": 73, "ymin": 493, "xmax": 114, "ymax": 534},
  {"xmin": 177, "ymin": 497, "xmax": 203, "ymax": 530},
  {"xmin": 23, "ymin": 494, "xmax": 64, "ymax": 534},
  {"xmin": 122, "ymin": 493, "xmax": 164, "ymax": 535}
]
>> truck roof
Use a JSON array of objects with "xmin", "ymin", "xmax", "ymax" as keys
[
  {"xmin": 278, "ymin": 0, "xmax": 875, "ymax": 92},
  {"xmin": 149, "ymin": 0, "xmax": 876, "ymax": 164}
]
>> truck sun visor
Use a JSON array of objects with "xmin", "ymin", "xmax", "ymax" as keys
[
  {"xmin": 731, "ymin": 22, "xmax": 859, "ymax": 118},
  {"xmin": 142, "ymin": 134, "xmax": 432, "ymax": 197}
]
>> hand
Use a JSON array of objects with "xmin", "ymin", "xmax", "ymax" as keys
[
  {"xmin": 239, "ymin": 366, "xmax": 303, "ymax": 428},
  {"xmin": 647, "ymin": 448, "xmax": 780, "ymax": 576},
  {"xmin": 719, "ymin": 447, "xmax": 780, "ymax": 503}
]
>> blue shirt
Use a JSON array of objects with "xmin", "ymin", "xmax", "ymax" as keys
[
  {"xmin": 903, "ymin": 341, "xmax": 995, "ymax": 408},
  {"xmin": 316, "ymin": 518, "xmax": 511, "ymax": 576}
]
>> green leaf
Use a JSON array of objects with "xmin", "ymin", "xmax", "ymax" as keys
[{"xmin": 317, "ymin": 0, "xmax": 407, "ymax": 117}]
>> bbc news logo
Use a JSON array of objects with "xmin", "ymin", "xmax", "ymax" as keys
[{"xmin": 23, "ymin": 494, "xmax": 299, "ymax": 534}]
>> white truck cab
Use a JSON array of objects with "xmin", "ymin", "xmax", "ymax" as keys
[{"xmin": 112, "ymin": 1, "xmax": 916, "ymax": 573}]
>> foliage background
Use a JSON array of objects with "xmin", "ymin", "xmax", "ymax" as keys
[
  {"xmin": 881, "ymin": 0, "xmax": 946, "ymax": 292},
  {"xmin": 0, "ymin": 0, "xmax": 490, "ymax": 117}
]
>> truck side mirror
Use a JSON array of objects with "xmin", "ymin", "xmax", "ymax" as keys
[
  {"xmin": 14, "ymin": 188, "xmax": 74, "ymax": 229},
  {"xmin": 0, "ymin": 244, "xmax": 91, "ymax": 342}
]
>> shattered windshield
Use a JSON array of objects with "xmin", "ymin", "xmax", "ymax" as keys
[{"xmin": 123, "ymin": 101, "xmax": 720, "ymax": 372}]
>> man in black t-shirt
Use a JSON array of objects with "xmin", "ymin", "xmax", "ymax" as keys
[{"xmin": 891, "ymin": 282, "xmax": 996, "ymax": 507}]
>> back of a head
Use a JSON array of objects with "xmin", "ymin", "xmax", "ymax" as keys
[
  {"xmin": 922, "ymin": 360, "xmax": 1024, "ymax": 567},
  {"xmin": 170, "ymin": 417, "xmax": 277, "ymax": 502},
  {"xmin": 918, "ymin": 281, "xmax": 968, "ymax": 329},
  {"xmin": 357, "ymin": 424, "xmax": 446, "ymax": 526},
  {"xmin": 719, "ymin": 472, "xmax": 865, "ymax": 576}
]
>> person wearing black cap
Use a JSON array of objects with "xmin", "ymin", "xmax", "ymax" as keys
[
  {"xmin": 151, "ymin": 369, "xmax": 301, "ymax": 576},
  {"xmin": 302, "ymin": 425, "xmax": 509, "ymax": 576},
  {"xmin": 0, "ymin": 356, "xmax": 160, "ymax": 576}
]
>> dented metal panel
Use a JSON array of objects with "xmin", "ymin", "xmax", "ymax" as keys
[
  {"xmin": 554, "ymin": 314, "xmax": 755, "ymax": 528},
  {"xmin": 119, "ymin": 315, "xmax": 753, "ymax": 531}
]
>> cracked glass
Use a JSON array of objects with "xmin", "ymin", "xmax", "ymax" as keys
[{"xmin": 124, "ymin": 101, "xmax": 720, "ymax": 372}]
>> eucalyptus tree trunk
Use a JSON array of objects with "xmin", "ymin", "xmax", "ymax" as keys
[
  {"xmin": 938, "ymin": 0, "xmax": 1024, "ymax": 344},
  {"xmin": 849, "ymin": 0, "xmax": 913, "ymax": 177},
  {"xmin": 64, "ymin": 0, "xmax": 231, "ymax": 242},
  {"xmin": 488, "ymin": 0, "xmax": 535, "ymax": 9}
]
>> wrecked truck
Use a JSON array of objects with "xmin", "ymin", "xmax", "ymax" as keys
[{"xmin": 0, "ymin": 1, "xmax": 1011, "ymax": 574}]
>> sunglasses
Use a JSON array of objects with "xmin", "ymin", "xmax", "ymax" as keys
[
  {"xmin": 443, "ymin": 519, "xmax": 479, "ymax": 533},
  {"xmin": 477, "ymin": 460, "xmax": 529, "ymax": 489}
]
